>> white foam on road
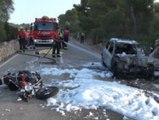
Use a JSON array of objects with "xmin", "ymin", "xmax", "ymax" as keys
[{"xmin": 39, "ymin": 62, "xmax": 159, "ymax": 120}]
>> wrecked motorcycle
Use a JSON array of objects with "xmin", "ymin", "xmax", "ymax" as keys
[{"xmin": 2, "ymin": 70, "xmax": 59, "ymax": 101}]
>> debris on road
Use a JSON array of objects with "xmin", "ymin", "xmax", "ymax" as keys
[
  {"xmin": 17, "ymin": 50, "xmax": 56, "ymax": 64},
  {"xmin": 1, "ymin": 70, "xmax": 59, "ymax": 102}
]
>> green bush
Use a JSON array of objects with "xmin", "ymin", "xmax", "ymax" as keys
[
  {"xmin": 0, "ymin": 22, "xmax": 18, "ymax": 43},
  {"xmin": 0, "ymin": 22, "xmax": 6, "ymax": 42}
]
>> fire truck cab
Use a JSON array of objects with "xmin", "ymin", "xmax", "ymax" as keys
[{"xmin": 31, "ymin": 17, "xmax": 59, "ymax": 46}]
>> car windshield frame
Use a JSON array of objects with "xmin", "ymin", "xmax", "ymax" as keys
[{"xmin": 115, "ymin": 42, "xmax": 137, "ymax": 54}]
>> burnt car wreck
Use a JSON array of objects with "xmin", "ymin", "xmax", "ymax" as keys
[{"xmin": 102, "ymin": 38, "xmax": 155, "ymax": 78}]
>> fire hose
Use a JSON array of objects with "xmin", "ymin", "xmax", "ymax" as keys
[{"xmin": 17, "ymin": 46, "xmax": 56, "ymax": 63}]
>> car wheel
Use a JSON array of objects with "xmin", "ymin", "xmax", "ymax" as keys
[
  {"xmin": 111, "ymin": 60, "xmax": 120, "ymax": 78},
  {"xmin": 101, "ymin": 53, "xmax": 106, "ymax": 67},
  {"xmin": 147, "ymin": 64, "xmax": 155, "ymax": 79},
  {"xmin": 102, "ymin": 58, "xmax": 106, "ymax": 67}
]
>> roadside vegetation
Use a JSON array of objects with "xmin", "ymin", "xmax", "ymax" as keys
[
  {"xmin": 59, "ymin": 0, "xmax": 159, "ymax": 48},
  {"xmin": 0, "ymin": 0, "xmax": 18, "ymax": 42},
  {"xmin": 1, "ymin": 0, "xmax": 159, "ymax": 48}
]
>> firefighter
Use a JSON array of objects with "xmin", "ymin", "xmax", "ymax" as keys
[
  {"xmin": 63, "ymin": 28, "xmax": 70, "ymax": 49},
  {"xmin": 52, "ymin": 32, "xmax": 61, "ymax": 57},
  {"xmin": 59, "ymin": 29, "xmax": 64, "ymax": 49},
  {"xmin": 28, "ymin": 31, "xmax": 35, "ymax": 49},
  {"xmin": 17, "ymin": 27, "xmax": 27, "ymax": 52},
  {"xmin": 80, "ymin": 32, "xmax": 85, "ymax": 43},
  {"xmin": 25, "ymin": 28, "xmax": 30, "ymax": 47}
]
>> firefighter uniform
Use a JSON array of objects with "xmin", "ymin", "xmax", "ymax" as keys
[
  {"xmin": 63, "ymin": 28, "xmax": 70, "ymax": 48},
  {"xmin": 52, "ymin": 33, "xmax": 60, "ymax": 57},
  {"xmin": 17, "ymin": 28, "xmax": 27, "ymax": 52}
]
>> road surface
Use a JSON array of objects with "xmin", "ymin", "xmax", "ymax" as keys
[{"xmin": 0, "ymin": 39, "xmax": 125, "ymax": 120}]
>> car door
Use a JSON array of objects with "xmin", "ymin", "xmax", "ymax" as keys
[{"xmin": 102, "ymin": 41, "xmax": 114, "ymax": 69}]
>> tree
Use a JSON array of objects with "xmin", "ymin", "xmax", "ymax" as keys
[
  {"xmin": 0, "ymin": 22, "xmax": 6, "ymax": 42},
  {"xmin": 148, "ymin": 2, "xmax": 159, "ymax": 44},
  {"xmin": 0, "ymin": 0, "xmax": 14, "ymax": 22},
  {"xmin": 74, "ymin": 0, "xmax": 154, "ymax": 44},
  {"xmin": 58, "ymin": 9, "xmax": 80, "ymax": 37},
  {"xmin": 4, "ymin": 22, "xmax": 18, "ymax": 41},
  {"xmin": 0, "ymin": 0, "xmax": 14, "ymax": 42},
  {"xmin": 59, "ymin": 0, "xmax": 156, "ymax": 46}
]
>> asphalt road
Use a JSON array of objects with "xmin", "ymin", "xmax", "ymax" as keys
[{"xmin": 0, "ymin": 39, "xmax": 132, "ymax": 120}]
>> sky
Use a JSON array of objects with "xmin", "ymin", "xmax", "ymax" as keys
[
  {"xmin": 36, "ymin": 62, "xmax": 159, "ymax": 120},
  {"xmin": 9, "ymin": 0, "xmax": 159, "ymax": 24},
  {"xmin": 9, "ymin": 0, "xmax": 81, "ymax": 24}
]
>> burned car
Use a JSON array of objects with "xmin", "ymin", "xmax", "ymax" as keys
[
  {"xmin": 149, "ymin": 39, "xmax": 159, "ymax": 71},
  {"xmin": 101, "ymin": 38, "xmax": 154, "ymax": 78}
]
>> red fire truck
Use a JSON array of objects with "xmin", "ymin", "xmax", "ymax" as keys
[{"xmin": 31, "ymin": 17, "xmax": 59, "ymax": 46}]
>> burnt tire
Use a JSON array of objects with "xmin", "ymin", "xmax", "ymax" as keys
[
  {"xmin": 112, "ymin": 64, "xmax": 119, "ymax": 78},
  {"xmin": 111, "ymin": 60, "xmax": 120, "ymax": 78},
  {"xmin": 102, "ymin": 59, "xmax": 106, "ymax": 67},
  {"xmin": 101, "ymin": 53, "xmax": 106, "ymax": 67},
  {"xmin": 147, "ymin": 64, "xmax": 155, "ymax": 79},
  {"xmin": 0, "ymin": 79, "xmax": 2, "ymax": 85},
  {"xmin": 35, "ymin": 86, "xmax": 59, "ymax": 100}
]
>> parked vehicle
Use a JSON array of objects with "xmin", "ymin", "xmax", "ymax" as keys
[
  {"xmin": 101, "ymin": 38, "xmax": 155, "ymax": 78},
  {"xmin": 30, "ymin": 16, "xmax": 59, "ymax": 46}
]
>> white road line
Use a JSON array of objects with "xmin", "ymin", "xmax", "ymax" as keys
[{"xmin": 0, "ymin": 54, "xmax": 19, "ymax": 68}]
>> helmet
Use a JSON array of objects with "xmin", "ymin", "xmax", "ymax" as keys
[{"xmin": 19, "ymin": 27, "xmax": 24, "ymax": 31}]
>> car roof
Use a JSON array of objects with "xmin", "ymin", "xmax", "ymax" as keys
[{"xmin": 110, "ymin": 38, "xmax": 138, "ymax": 45}]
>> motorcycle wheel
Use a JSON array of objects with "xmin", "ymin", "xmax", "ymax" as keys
[
  {"xmin": 8, "ymin": 81, "xmax": 19, "ymax": 91},
  {"xmin": 35, "ymin": 86, "xmax": 59, "ymax": 100}
]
